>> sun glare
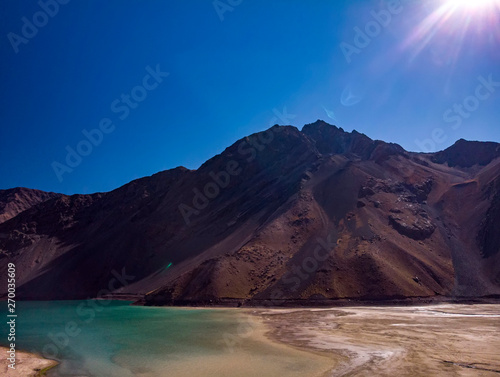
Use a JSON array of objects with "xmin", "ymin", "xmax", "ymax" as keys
[
  {"xmin": 441, "ymin": 0, "xmax": 500, "ymax": 11},
  {"xmin": 401, "ymin": 0, "xmax": 500, "ymax": 66}
]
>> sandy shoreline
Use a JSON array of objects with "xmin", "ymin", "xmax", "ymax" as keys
[
  {"xmin": 255, "ymin": 304, "xmax": 500, "ymax": 376},
  {"xmin": 0, "ymin": 347, "xmax": 58, "ymax": 377}
]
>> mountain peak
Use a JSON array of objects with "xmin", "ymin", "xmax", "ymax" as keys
[
  {"xmin": 432, "ymin": 139, "xmax": 500, "ymax": 168},
  {"xmin": 301, "ymin": 120, "xmax": 380, "ymax": 159},
  {"xmin": 302, "ymin": 119, "xmax": 344, "ymax": 133}
]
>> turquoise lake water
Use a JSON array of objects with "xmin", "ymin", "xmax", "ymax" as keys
[{"xmin": 0, "ymin": 301, "xmax": 331, "ymax": 377}]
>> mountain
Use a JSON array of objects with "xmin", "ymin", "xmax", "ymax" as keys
[
  {"xmin": 1, "ymin": 120, "xmax": 499, "ymax": 305},
  {"xmin": 431, "ymin": 138, "xmax": 500, "ymax": 168},
  {"xmin": 0, "ymin": 188, "xmax": 61, "ymax": 224}
]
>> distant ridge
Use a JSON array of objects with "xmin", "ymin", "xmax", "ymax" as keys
[{"xmin": 0, "ymin": 187, "xmax": 61, "ymax": 224}]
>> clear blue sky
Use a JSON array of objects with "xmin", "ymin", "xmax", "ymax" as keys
[{"xmin": 1, "ymin": 0, "xmax": 499, "ymax": 195}]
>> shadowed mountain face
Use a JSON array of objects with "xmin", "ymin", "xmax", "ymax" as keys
[
  {"xmin": 1, "ymin": 121, "xmax": 499, "ymax": 305},
  {"xmin": 431, "ymin": 139, "xmax": 500, "ymax": 168}
]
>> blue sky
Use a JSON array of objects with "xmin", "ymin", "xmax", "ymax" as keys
[{"xmin": 1, "ymin": 0, "xmax": 499, "ymax": 195}]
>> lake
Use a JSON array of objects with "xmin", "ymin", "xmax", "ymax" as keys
[{"xmin": 0, "ymin": 301, "xmax": 331, "ymax": 377}]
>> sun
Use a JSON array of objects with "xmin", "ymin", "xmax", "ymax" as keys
[
  {"xmin": 439, "ymin": 0, "xmax": 500, "ymax": 11},
  {"xmin": 401, "ymin": 0, "xmax": 500, "ymax": 65}
]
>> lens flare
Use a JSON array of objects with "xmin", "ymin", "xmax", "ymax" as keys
[
  {"xmin": 402, "ymin": 0, "xmax": 500, "ymax": 65},
  {"xmin": 440, "ymin": 0, "xmax": 500, "ymax": 11}
]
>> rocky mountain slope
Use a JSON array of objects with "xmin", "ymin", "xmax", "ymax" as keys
[{"xmin": 1, "ymin": 121, "xmax": 499, "ymax": 305}]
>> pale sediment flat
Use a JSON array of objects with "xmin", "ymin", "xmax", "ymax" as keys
[
  {"xmin": 256, "ymin": 304, "xmax": 500, "ymax": 377},
  {"xmin": 0, "ymin": 347, "xmax": 58, "ymax": 377}
]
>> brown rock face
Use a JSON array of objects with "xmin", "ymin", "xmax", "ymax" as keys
[{"xmin": 0, "ymin": 121, "xmax": 499, "ymax": 305}]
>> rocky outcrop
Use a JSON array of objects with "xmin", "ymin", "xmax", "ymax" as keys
[
  {"xmin": 388, "ymin": 214, "xmax": 436, "ymax": 240},
  {"xmin": 358, "ymin": 177, "xmax": 433, "ymax": 204}
]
